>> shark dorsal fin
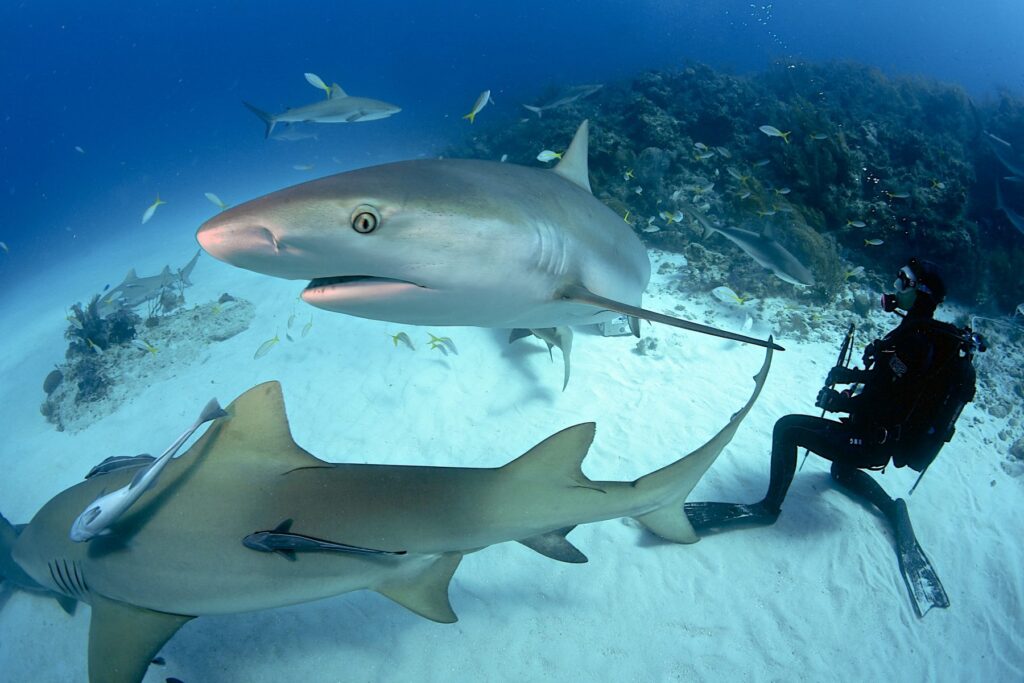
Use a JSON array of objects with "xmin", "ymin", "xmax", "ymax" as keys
[
  {"xmin": 124, "ymin": 269, "xmax": 138, "ymax": 282},
  {"xmin": 273, "ymin": 518, "xmax": 294, "ymax": 533},
  {"xmin": 552, "ymin": 120, "xmax": 592, "ymax": 194},
  {"xmin": 330, "ymin": 83, "xmax": 347, "ymax": 98},
  {"xmin": 501, "ymin": 423, "xmax": 596, "ymax": 486},
  {"xmin": 187, "ymin": 382, "xmax": 323, "ymax": 472}
]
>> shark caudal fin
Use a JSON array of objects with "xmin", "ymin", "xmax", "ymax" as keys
[
  {"xmin": 243, "ymin": 101, "xmax": 277, "ymax": 138},
  {"xmin": 631, "ymin": 343, "xmax": 773, "ymax": 543}
]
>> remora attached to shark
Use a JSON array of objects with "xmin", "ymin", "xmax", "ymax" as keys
[
  {"xmin": 4, "ymin": 345, "xmax": 771, "ymax": 683},
  {"xmin": 243, "ymin": 83, "xmax": 401, "ymax": 138},
  {"xmin": 197, "ymin": 120, "xmax": 781, "ymax": 351}
]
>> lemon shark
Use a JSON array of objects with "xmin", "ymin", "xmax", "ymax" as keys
[
  {"xmin": 196, "ymin": 119, "xmax": 781, "ymax": 352},
  {"xmin": 3, "ymin": 346, "xmax": 770, "ymax": 683}
]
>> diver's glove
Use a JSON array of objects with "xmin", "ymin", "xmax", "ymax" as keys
[
  {"xmin": 826, "ymin": 366, "xmax": 855, "ymax": 386},
  {"xmin": 815, "ymin": 387, "xmax": 854, "ymax": 413}
]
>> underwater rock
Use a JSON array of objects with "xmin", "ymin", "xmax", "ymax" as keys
[
  {"xmin": 42, "ymin": 369, "xmax": 63, "ymax": 395},
  {"xmin": 43, "ymin": 298, "xmax": 255, "ymax": 433},
  {"xmin": 1009, "ymin": 436, "xmax": 1024, "ymax": 461},
  {"xmin": 218, "ymin": 292, "xmax": 236, "ymax": 303}
]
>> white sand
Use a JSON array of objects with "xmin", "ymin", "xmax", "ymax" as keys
[{"xmin": 1, "ymin": 224, "xmax": 1021, "ymax": 682}]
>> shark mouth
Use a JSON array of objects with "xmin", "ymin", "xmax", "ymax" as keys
[{"xmin": 304, "ymin": 275, "xmax": 426, "ymax": 291}]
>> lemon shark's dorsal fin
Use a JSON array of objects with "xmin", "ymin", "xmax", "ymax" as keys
[
  {"xmin": 553, "ymin": 120, "xmax": 592, "ymax": 194},
  {"xmin": 191, "ymin": 381, "xmax": 323, "ymax": 471},
  {"xmin": 501, "ymin": 422, "xmax": 596, "ymax": 485}
]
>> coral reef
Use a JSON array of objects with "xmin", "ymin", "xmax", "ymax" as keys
[{"xmin": 449, "ymin": 61, "xmax": 1024, "ymax": 310}]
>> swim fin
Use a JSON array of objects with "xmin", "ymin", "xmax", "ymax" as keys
[
  {"xmin": 683, "ymin": 501, "xmax": 779, "ymax": 534},
  {"xmin": 893, "ymin": 498, "xmax": 949, "ymax": 618}
]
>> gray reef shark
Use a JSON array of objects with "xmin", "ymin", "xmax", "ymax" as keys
[
  {"xmin": 523, "ymin": 84, "xmax": 603, "ymax": 118},
  {"xmin": 986, "ymin": 131, "xmax": 1024, "ymax": 179},
  {"xmin": 98, "ymin": 250, "xmax": 200, "ymax": 317},
  {"xmin": 3, "ymin": 346, "xmax": 770, "ymax": 682},
  {"xmin": 196, "ymin": 119, "xmax": 781, "ymax": 352},
  {"xmin": 996, "ymin": 181, "xmax": 1024, "ymax": 236},
  {"xmin": 244, "ymin": 83, "xmax": 401, "ymax": 138},
  {"xmin": 680, "ymin": 206, "xmax": 816, "ymax": 287}
]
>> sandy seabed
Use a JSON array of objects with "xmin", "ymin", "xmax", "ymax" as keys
[{"xmin": 0, "ymin": 223, "xmax": 1021, "ymax": 683}]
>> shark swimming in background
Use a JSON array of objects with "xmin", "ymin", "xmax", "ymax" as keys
[
  {"xmin": 97, "ymin": 250, "xmax": 201, "ymax": 317},
  {"xmin": 3, "ymin": 347, "xmax": 770, "ymax": 683},
  {"xmin": 522, "ymin": 84, "xmax": 603, "ymax": 118},
  {"xmin": 243, "ymin": 83, "xmax": 401, "ymax": 138},
  {"xmin": 679, "ymin": 206, "xmax": 816, "ymax": 287},
  {"xmin": 197, "ymin": 120, "xmax": 781, "ymax": 352}
]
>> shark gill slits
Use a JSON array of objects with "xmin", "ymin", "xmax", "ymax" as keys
[{"xmin": 351, "ymin": 204, "xmax": 381, "ymax": 233}]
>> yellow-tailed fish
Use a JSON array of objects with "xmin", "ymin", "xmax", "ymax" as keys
[
  {"xmin": 757, "ymin": 209, "xmax": 776, "ymax": 217},
  {"xmin": 931, "ymin": 179, "xmax": 946, "ymax": 190},
  {"xmin": 846, "ymin": 220, "xmax": 866, "ymax": 228},
  {"xmin": 809, "ymin": 133, "xmax": 828, "ymax": 141},
  {"xmin": 845, "ymin": 266, "xmax": 865, "ymax": 280},
  {"xmin": 74, "ymin": 145, "xmax": 85, "ymax": 154},
  {"xmin": 0, "ymin": 241, "xmax": 8, "ymax": 254},
  {"xmin": 623, "ymin": 210, "xmax": 631, "ymax": 224},
  {"xmin": 391, "ymin": 331, "xmax": 414, "ymax": 350},
  {"xmin": 864, "ymin": 238, "xmax": 884, "ymax": 246},
  {"xmin": 774, "ymin": 187, "xmax": 791, "ymax": 195},
  {"xmin": 634, "ymin": 186, "xmax": 643, "ymax": 195},
  {"xmin": 695, "ymin": 151, "xmax": 714, "ymax": 160},
  {"xmin": 726, "ymin": 167, "xmax": 747, "ymax": 182},
  {"xmin": 287, "ymin": 311, "xmax": 296, "ymax": 329},
  {"xmin": 624, "ymin": 168, "xmax": 635, "ymax": 180},
  {"xmin": 254, "ymin": 334, "xmax": 279, "ymax": 359},
  {"xmin": 427, "ymin": 333, "xmax": 458, "ymax": 356},
  {"xmin": 293, "ymin": 164, "xmax": 314, "ymax": 171},
  {"xmin": 694, "ymin": 142, "xmax": 708, "ymax": 151},
  {"xmin": 141, "ymin": 194, "xmax": 166, "ymax": 225},
  {"xmin": 739, "ymin": 191, "xmax": 752, "ymax": 199},
  {"xmin": 302, "ymin": 315, "xmax": 313, "ymax": 338},
  {"xmin": 304, "ymin": 72, "xmax": 332, "ymax": 98},
  {"xmin": 86, "ymin": 338, "xmax": 104, "ymax": 355},
  {"xmin": 711, "ymin": 286, "xmax": 744, "ymax": 305},
  {"xmin": 132, "ymin": 339, "xmax": 158, "ymax": 354},
  {"xmin": 759, "ymin": 125, "xmax": 791, "ymax": 143},
  {"xmin": 204, "ymin": 192, "xmax": 228, "ymax": 210},
  {"xmin": 753, "ymin": 159, "xmax": 771, "ymax": 167},
  {"xmin": 536, "ymin": 149, "xmax": 562, "ymax": 162},
  {"xmin": 463, "ymin": 89, "xmax": 494, "ymax": 124},
  {"xmin": 715, "ymin": 146, "xmax": 731, "ymax": 158},
  {"xmin": 885, "ymin": 191, "xmax": 910, "ymax": 199}
]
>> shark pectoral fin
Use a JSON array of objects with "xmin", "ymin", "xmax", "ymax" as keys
[
  {"xmin": 518, "ymin": 527, "xmax": 588, "ymax": 563},
  {"xmin": 375, "ymin": 553, "xmax": 463, "ymax": 623},
  {"xmin": 56, "ymin": 595, "xmax": 78, "ymax": 615},
  {"xmin": 276, "ymin": 549, "xmax": 297, "ymax": 562},
  {"xmin": 508, "ymin": 328, "xmax": 533, "ymax": 344},
  {"xmin": 558, "ymin": 283, "xmax": 785, "ymax": 352},
  {"xmin": 88, "ymin": 594, "xmax": 193, "ymax": 683},
  {"xmin": 633, "ymin": 508, "xmax": 699, "ymax": 544}
]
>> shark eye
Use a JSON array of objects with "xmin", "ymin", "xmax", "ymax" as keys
[{"xmin": 351, "ymin": 205, "xmax": 381, "ymax": 234}]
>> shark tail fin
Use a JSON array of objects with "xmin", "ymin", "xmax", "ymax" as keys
[
  {"xmin": 631, "ymin": 344, "xmax": 773, "ymax": 543},
  {"xmin": 243, "ymin": 101, "xmax": 277, "ymax": 138},
  {"xmin": 523, "ymin": 104, "xmax": 543, "ymax": 118}
]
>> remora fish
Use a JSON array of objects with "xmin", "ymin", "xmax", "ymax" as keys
[
  {"xmin": 69, "ymin": 398, "xmax": 227, "ymax": 542},
  {"xmin": 243, "ymin": 84, "xmax": 401, "ymax": 138},
  {"xmin": 680, "ymin": 206, "xmax": 815, "ymax": 287},
  {"xmin": 6, "ymin": 352, "xmax": 770, "ymax": 682},
  {"xmin": 197, "ymin": 120, "xmax": 781, "ymax": 351},
  {"xmin": 522, "ymin": 83, "xmax": 603, "ymax": 118},
  {"xmin": 243, "ymin": 518, "xmax": 407, "ymax": 560}
]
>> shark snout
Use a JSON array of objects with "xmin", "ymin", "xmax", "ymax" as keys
[{"xmin": 197, "ymin": 217, "xmax": 280, "ymax": 267}]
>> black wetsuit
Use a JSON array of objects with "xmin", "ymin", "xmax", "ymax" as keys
[{"xmin": 685, "ymin": 309, "xmax": 951, "ymax": 530}]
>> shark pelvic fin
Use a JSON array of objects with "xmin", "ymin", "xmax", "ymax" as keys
[
  {"xmin": 553, "ymin": 119, "xmax": 592, "ymax": 193},
  {"xmin": 529, "ymin": 327, "xmax": 573, "ymax": 391},
  {"xmin": 633, "ymin": 507, "xmax": 699, "ymax": 544},
  {"xmin": 518, "ymin": 526, "xmax": 588, "ymax": 563},
  {"xmin": 558, "ymin": 283, "xmax": 785, "ymax": 352},
  {"xmin": 87, "ymin": 593, "xmax": 193, "ymax": 683},
  {"xmin": 375, "ymin": 552, "xmax": 463, "ymax": 623},
  {"xmin": 188, "ymin": 382, "xmax": 324, "ymax": 473}
]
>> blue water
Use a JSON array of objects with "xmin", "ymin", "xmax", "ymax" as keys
[{"xmin": 1, "ymin": 0, "xmax": 1022, "ymax": 281}]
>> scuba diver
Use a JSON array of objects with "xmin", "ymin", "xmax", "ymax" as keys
[{"xmin": 685, "ymin": 257, "xmax": 982, "ymax": 617}]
